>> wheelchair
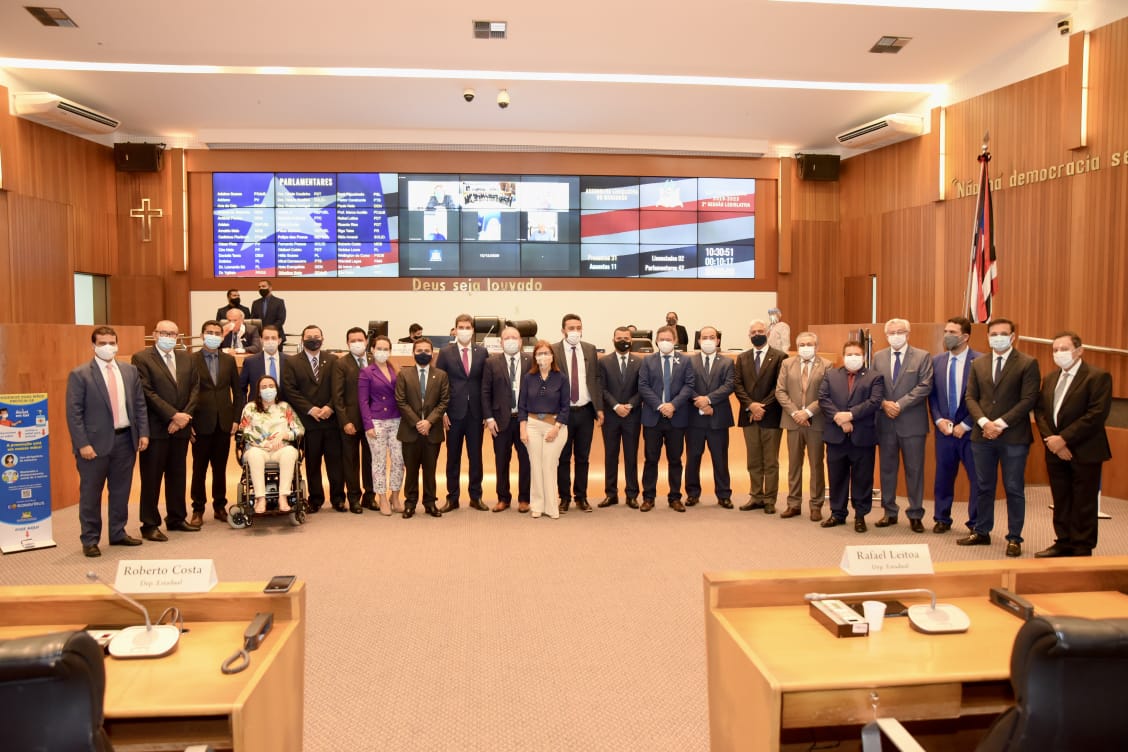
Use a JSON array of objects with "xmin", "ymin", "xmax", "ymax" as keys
[{"xmin": 228, "ymin": 432, "xmax": 309, "ymax": 528}]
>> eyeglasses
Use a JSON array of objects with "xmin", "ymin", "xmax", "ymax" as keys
[{"xmin": 156, "ymin": 330, "xmax": 178, "ymax": 337}]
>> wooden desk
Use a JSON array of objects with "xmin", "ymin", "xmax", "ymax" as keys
[
  {"xmin": 704, "ymin": 558, "xmax": 1128, "ymax": 752},
  {"xmin": 0, "ymin": 582, "xmax": 305, "ymax": 752}
]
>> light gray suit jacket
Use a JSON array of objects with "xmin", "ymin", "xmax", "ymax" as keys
[
  {"xmin": 775, "ymin": 355, "xmax": 831, "ymax": 431},
  {"xmin": 873, "ymin": 345, "xmax": 934, "ymax": 438}
]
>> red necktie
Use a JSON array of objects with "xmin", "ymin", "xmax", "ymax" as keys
[
  {"xmin": 570, "ymin": 346, "xmax": 579, "ymax": 403},
  {"xmin": 848, "ymin": 372, "xmax": 856, "ymax": 393}
]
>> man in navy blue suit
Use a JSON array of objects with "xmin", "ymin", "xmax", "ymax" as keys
[
  {"xmin": 435, "ymin": 313, "xmax": 488, "ymax": 512},
  {"xmin": 637, "ymin": 326, "xmax": 696, "ymax": 512},
  {"xmin": 684, "ymin": 326, "xmax": 735, "ymax": 508},
  {"xmin": 817, "ymin": 340, "xmax": 884, "ymax": 532},
  {"xmin": 239, "ymin": 325, "xmax": 288, "ymax": 402},
  {"xmin": 927, "ymin": 317, "xmax": 982, "ymax": 534}
]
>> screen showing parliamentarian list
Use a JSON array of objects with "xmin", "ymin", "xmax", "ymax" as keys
[{"xmin": 213, "ymin": 173, "xmax": 754, "ymax": 279}]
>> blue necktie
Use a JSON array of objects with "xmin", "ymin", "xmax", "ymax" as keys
[
  {"xmin": 948, "ymin": 357, "xmax": 958, "ymax": 420},
  {"xmin": 662, "ymin": 355, "xmax": 672, "ymax": 403},
  {"xmin": 268, "ymin": 355, "xmax": 277, "ymax": 380},
  {"xmin": 892, "ymin": 351, "xmax": 902, "ymax": 383}
]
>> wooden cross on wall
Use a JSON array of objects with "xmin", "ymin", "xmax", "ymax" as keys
[{"xmin": 130, "ymin": 198, "xmax": 164, "ymax": 242}]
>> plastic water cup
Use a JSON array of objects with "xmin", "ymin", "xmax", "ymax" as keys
[{"xmin": 862, "ymin": 600, "xmax": 887, "ymax": 632}]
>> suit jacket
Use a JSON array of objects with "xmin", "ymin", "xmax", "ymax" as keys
[
  {"xmin": 395, "ymin": 365, "xmax": 450, "ymax": 444},
  {"xmin": 872, "ymin": 345, "xmax": 934, "ymax": 438},
  {"xmin": 240, "ymin": 351, "xmax": 289, "ymax": 403},
  {"xmin": 66, "ymin": 359, "xmax": 149, "ymax": 455},
  {"xmin": 434, "ymin": 342, "xmax": 488, "ymax": 421},
  {"xmin": 1034, "ymin": 361, "xmax": 1113, "ymax": 463},
  {"xmin": 687, "ymin": 352, "xmax": 735, "ymax": 430},
  {"xmin": 598, "ymin": 351, "xmax": 642, "ymax": 425},
  {"xmin": 966, "ymin": 349, "xmax": 1041, "ymax": 444},
  {"xmin": 733, "ymin": 347, "xmax": 787, "ymax": 428},
  {"xmin": 215, "ymin": 303, "xmax": 251, "ymax": 321},
  {"xmin": 637, "ymin": 351, "xmax": 696, "ymax": 428},
  {"xmin": 220, "ymin": 322, "xmax": 262, "ymax": 354},
  {"xmin": 818, "ymin": 366, "xmax": 885, "ymax": 447},
  {"xmin": 927, "ymin": 349, "xmax": 983, "ymax": 431},
  {"xmin": 190, "ymin": 349, "xmax": 244, "ymax": 435},
  {"xmin": 250, "ymin": 294, "xmax": 287, "ymax": 338},
  {"xmin": 550, "ymin": 340, "xmax": 604, "ymax": 412},
  {"xmin": 665, "ymin": 324, "xmax": 688, "ymax": 351},
  {"xmin": 331, "ymin": 351, "xmax": 371, "ymax": 432},
  {"xmin": 131, "ymin": 347, "xmax": 199, "ymax": 441},
  {"xmin": 281, "ymin": 350, "xmax": 338, "ymax": 432},
  {"xmin": 775, "ymin": 355, "xmax": 832, "ymax": 431},
  {"xmin": 482, "ymin": 351, "xmax": 532, "ymax": 431}
]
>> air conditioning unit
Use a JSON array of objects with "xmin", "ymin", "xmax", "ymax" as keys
[
  {"xmin": 836, "ymin": 113, "xmax": 923, "ymax": 150},
  {"xmin": 10, "ymin": 92, "xmax": 120, "ymax": 135}
]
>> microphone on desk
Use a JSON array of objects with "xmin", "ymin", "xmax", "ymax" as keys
[
  {"xmin": 86, "ymin": 571, "xmax": 180, "ymax": 658},
  {"xmin": 805, "ymin": 588, "xmax": 971, "ymax": 634}
]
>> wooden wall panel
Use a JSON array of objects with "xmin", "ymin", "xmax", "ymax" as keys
[
  {"xmin": 878, "ymin": 205, "xmax": 937, "ymax": 322},
  {"xmin": 6, "ymin": 194, "xmax": 74, "ymax": 324},
  {"xmin": 780, "ymin": 220, "xmax": 839, "ymax": 331},
  {"xmin": 110, "ymin": 275, "xmax": 166, "ymax": 331},
  {"xmin": 0, "ymin": 193, "xmax": 11, "ymax": 323}
]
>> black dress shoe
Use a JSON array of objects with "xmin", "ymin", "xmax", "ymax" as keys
[
  {"xmin": 717, "ymin": 498, "xmax": 733, "ymax": 509},
  {"xmin": 956, "ymin": 532, "xmax": 991, "ymax": 546},
  {"xmin": 559, "ymin": 499, "xmax": 571, "ymax": 513},
  {"xmin": 350, "ymin": 503, "xmax": 363, "ymax": 514},
  {"xmin": 362, "ymin": 500, "xmax": 379, "ymax": 511},
  {"xmin": 425, "ymin": 506, "xmax": 442, "ymax": 518},
  {"xmin": 469, "ymin": 499, "xmax": 488, "ymax": 512},
  {"xmin": 576, "ymin": 498, "xmax": 593, "ymax": 513},
  {"xmin": 669, "ymin": 499, "xmax": 686, "ymax": 513},
  {"xmin": 1006, "ymin": 541, "xmax": 1022, "ymax": 557},
  {"xmin": 306, "ymin": 505, "xmax": 321, "ymax": 514},
  {"xmin": 910, "ymin": 519, "xmax": 925, "ymax": 533},
  {"xmin": 167, "ymin": 521, "xmax": 201, "ymax": 532},
  {"xmin": 83, "ymin": 544, "xmax": 102, "ymax": 557},
  {"xmin": 739, "ymin": 500, "xmax": 765, "ymax": 512},
  {"xmin": 626, "ymin": 497, "xmax": 640, "ymax": 509},
  {"xmin": 142, "ymin": 529, "xmax": 168, "ymax": 542},
  {"xmin": 439, "ymin": 502, "xmax": 460, "ymax": 514},
  {"xmin": 332, "ymin": 502, "xmax": 348, "ymax": 513},
  {"xmin": 598, "ymin": 496, "xmax": 618, "ymax": 508},
  {"xmin": 639, "ymin": 499, "xmax": 654, "ymax": 512},
  {"xmin": 402, "ymin": 507, "xmax": 415, "ymax": 519},
  {"xmin": 110, "ymin": 535, "xmax": 142, "ymax": 546},
  {"xmin": 685, "ymin": 496, "xmax": 700, "ymax": 507},
  {"xmin": 854, "ymin": 518, "xmax": 868, "ymax": 533},
  {"xmin": 820, "ymin": 517, "xmax": 844, "ymax": 528},
  {"xmin": 932, "ymin": 522, "xmax": 952, "ymax": 534},
  {"xmin": 874, "ymin": 516, "xmax": 898, "ymax": 528},
  {"xmin": 1034, "ymin": 545, "xmax": 1069, "ymax": 558}
]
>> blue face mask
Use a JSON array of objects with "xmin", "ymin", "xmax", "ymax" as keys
[
  {"xmin": 203, "ymin": 334, "xmax": 223, "ymax": 350},
  {"xmin": 156, "ymin": 336, "xmax": 177, "ymax": 353},
  {"xmin": 260, "ymin": 387, "xmax": 278, "ymax": 402},
  {"xmin": 414, "ymin": 352, "xmax": 432, "ymax": 366}
]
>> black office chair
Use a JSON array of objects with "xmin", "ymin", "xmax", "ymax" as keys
[
  {"xmin": 246, "ymin": 317, "xmax": 263, "ymax": 332},
  {"xmin": 633, "ymin": 328, "xmax": 653, "ymax": 342},
  {"xmin": 863, "ymin": 615, "xmax": 1128, "ymax": 751},
  {"xmin": 511, "ymin": 319, "xmax": 538, "ymax": 347},
  {"xmin": 0, "ymin": 630, "xmax": 112, "ymax": 751},
  {"xmin": 473, "ymin": 315, "xmax": 503, "ymax": 342}
]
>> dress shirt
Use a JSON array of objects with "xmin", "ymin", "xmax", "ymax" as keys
[
  {"xmin": 99, "ymin": 359, "xmax": 130, "ymax": 429},
  {"xmin": 1053, "ymin": 359, "xmax": 1081, "ymax": 425},
  {"xmin": 565, "ymin": 342, "xmax": 591, "ymax": 407},
  {"xmin": 518, "ymin": 371, "xmax": 570, "ymax": 424},
  {"xmin": 264, "ymin": 352, "xmax": 280, "ymax": 380},
  {"xmin": 979, "ymin": 347, "xmax": 1014, "ymax": 429},
  {"xmin": 937, "ymin": 348, "xmax": 971, "ymax": 430}
]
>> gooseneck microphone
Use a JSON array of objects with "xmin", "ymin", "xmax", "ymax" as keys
[{"xmin": 86, "ymin": 571, "xmax": 181, "ymax": 658}]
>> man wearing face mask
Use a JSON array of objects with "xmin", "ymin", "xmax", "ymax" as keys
[
  {"xmin": 395, "ymin": 338, "xmax": 451, "ymax": 518},
  {"xmin": 215, "ymin": 289, "xmax": 250, "ymax": 321},
  {"xmin": 332, "ymin": 327, "xmax": 376, "ymax": 514},
  {"xmin": 775, "ymin": 332, "xmax": 831, "ymax": 521},
  {"xmin": 734, "ymin": 319, "xmax": 787, "ymax": 513},
  {"xmin": 250, "ymin": 280, "xmax": 287, "ymax": 343},
  {"xmin": 67, "ymin": 327, "xmax": 150, "ymax": 557},
  {"xmin": 132, "ymin": 320, "xmax": 200, "ymax": 540},
  {"xmin": 399, "ymin": 323, "xmax": 424, "ymax": 345},
  {"xmin": 551, "ymin": 313, "xmax": 604, "ymax": 513},
  {"xmin": 817, "ymin": 341, "xmax": 885, "ymax": 531},
  {"xmin": 872, "ymin": 318, "xmax": 934, "ymax": 533},
  {"xmin": 482, "ymin": 325, "xmax": 532, "ymax": 512},
  {"xmin": 240, "ymin": 325, "xmax": 289, "ymax": 403},
  {"xmin": 663, "ymin": 312, "xmax": 689, "ymax": 352},
  {"xmin": 598, "ymin": 327, "xmax": 643, "ymax": 508},
  {"xmin": 637, "ymin": 326, "xmax": 696, "ymax": 512},
  {"xmin": 685, "ymin": 326, "xmax": 735, "ymax": 508},
  {"xmin": 927, "ymin": 317, "xmax": 982, "ymax": 534},
  {"xmin": 434, "ymin": 313, "xmax": 489, "ymax": 512},
  {"xmin": 1033, "ymin": 332, "xmax": 1112, "ymax": 558},
  {"xmin": 189, "ymin": 320, "xmax": 244, "ymax": 527},
  {"xmin": 767, "ymin": 307, "xmax": 791, "ymax": 353},
  {"xmin": 282, "ymin": 325, "xmax": 344, "ymax": 513},
  {"xmin": 961, "ymin": 317, "xmax": 1041, "ymax": 557},
  {"xmin": 221, "ymin": 308, "xmax": 262, "ymax": 355}
]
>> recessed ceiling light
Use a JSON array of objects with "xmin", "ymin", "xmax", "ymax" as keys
[
  {"xmin": 25, "ymin": 6, "xmax": 77, "ymax": 27},
  {"xmin": 870, "ymin": 35, "xmax": 912, "ymax": 53},
  {"xmin": 473, "ymin": 20, "xmax": 507, "ymax": 39}
]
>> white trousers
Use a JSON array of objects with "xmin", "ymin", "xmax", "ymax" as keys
[
  {"xmin": 244, "ymin": 445, "xmax": 299, "ymax": 500},
  {"xmin": 525, "ymin": 419, "xmax": 568, "ymax": 518}
]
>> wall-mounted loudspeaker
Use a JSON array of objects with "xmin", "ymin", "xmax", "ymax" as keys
[
  {"xmin": 113, "ymin": 142, "xmax": 164, "ymax": 173},
  {"xmin": 796, "ymin": 153, "xmax": 840, "ymax": 182}
]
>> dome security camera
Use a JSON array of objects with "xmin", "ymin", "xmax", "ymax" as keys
[
  {"xmin": 497, "ymin": 89, "xmax": 510, "ymax": 109},
  {"xmin": 463, "ymin": 88, "xmax": 476, "ymax": 102}
]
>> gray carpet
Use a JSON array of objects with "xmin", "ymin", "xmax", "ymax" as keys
[{"xmin": 4, "ymin": 462, "xmax": 1128, "ymax": 750}]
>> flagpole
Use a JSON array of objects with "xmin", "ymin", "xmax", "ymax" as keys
[{"xmin": 963, "ymin": 131, "xmax": 991, "ymax": 321}]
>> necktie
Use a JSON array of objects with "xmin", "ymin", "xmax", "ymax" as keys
[
  {"xmin": 801, "ymin": 361, "xmax": 810, "ymax": 395},
  {"xmin": 206, "ymin": 352, "xmax": 218, "ymax": 384},
  {"xmin": 704, "ymin": 355, "xmax": 711, "ymax": 375},
  {"xmin": 419, "ymin": 368, "xmax": 427, "ymax": 400},
  {"xmin": 509, "ymin": 356, "xmax": 518, "ymax": 407},
  {"xmin": 893, "ymin": 351, "xmax": 902, "ymax": 383},
  {"xmin": 754, "ymin": 349, "xmax": 762, "ymax": 376},
  {"xmin": 620, "ymin": 356, "xmax": 627, "ymax": 377},
  {"xmin": 357, "ymin": 356, "xmax": 365, "ymax": 369},
  {"xmin": 312, "ymin": 356, "xmax": 319, "ymax": 377},
  {"xmin": 848, "ymin": 372, "xmax": 856, "ymax": 393},
  {"xmin": 570, "ymin": 346, "xmax": 579, "ymax": 403},
  {"xmin": 261, "ymin": 297, "xmax": 268, "ymax": 318},
  {"xmin": 994, "ymin": 356, "xmax": 1003, "ymax": 384},
  {"xmin": 164, "ymin": 352, "xmax": 177, "ymax": 382},
  {"xmin": 947, "ymin": 357, "xmax": 958, "ymax": 420},
  {"xmin": 662, "ymin": 355, "xmax": 672, "ymax": 403},
  {"xmin": 1053, "ymin": 371, "xmax": 1071, "ymax": 424},
  {"xmin": 462, "ymin": 347, "xmax": 470, "ymax": 375},
  {"xmin": 105, "ymin": 364, "xmax": 122, "ymax": 427},
  {"xmin": 268, "ymin": 356, "xmax": 277, "ymax": 380}
]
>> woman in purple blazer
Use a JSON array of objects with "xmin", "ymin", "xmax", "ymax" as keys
[{"xmin": 358, "ymin": 336, "xmax": 404, "ymax": 516}]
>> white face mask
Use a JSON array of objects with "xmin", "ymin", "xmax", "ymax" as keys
[
  {"xmin": 502, "ymin": 339, "xmax": 521, "ymax": 355},
  {"xmin": 565, "ymin": 330, "xmax": 582, "ymax": 346},
  {"xmin": 798, "ymin": 345, "xmax": 816, "ymax": 360},
  {"xmin": 657, "ymin": 340, "xmax": 676, "ymax": 355},
  {"xmin": 988, "ymin": 334, "xmax": 1013, "ymax": 353},
  {"xmin": 348, "ymin": 341, "xmax": 367, "ymax": 357},
  {"xmin": 886, "ymin": 333, "xmax": 907, "ymax": 350},
  {"xmin": 535, "ymin": 354, "xmax": 553, "ymax": 368},
  {"xmin": 698, "ymin": 339, "xmax": 717, "ymax": 355},
  {"xmin": 373, "ymin": 350, "xmax": 390, "ymax": 364},
  {"xmin": 843, "ymin": 354, "xmax": 865, "ymax": 372},
  {"xmin": 455, "ymin": 328, "xmax": 473, "ymax": 345},
  {"xmin": 94, "ymin": 343, "xmax": 118, "ymax": 362},
  {"xmin": 1053, "ymin": 350, "xmax": 1076, "ymax": 370},
  {"xmin": 262, "ymin": 340, "xmax": 279, "ymax": 355}
]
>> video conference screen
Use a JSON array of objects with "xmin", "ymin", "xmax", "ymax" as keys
[{"xmin": 213, "ymin": 173, "xmax": 755, "ymax": 279}]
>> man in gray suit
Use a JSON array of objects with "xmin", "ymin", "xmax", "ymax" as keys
[
  {"xmin": 775, "ymin": 331, "xmax": 831, "ymax": 521},
  {"xmin": 685, "ymin": 326, "xmax": 735, "ymax": 507},
  {"xmin": 66, "ymin": 326, "xmax": 150, "ymax": 557},
  {"xmin": 872, "ymin": 318, "xmax": 934, "ymax": 532}
]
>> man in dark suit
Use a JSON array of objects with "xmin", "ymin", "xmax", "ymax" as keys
[
  {"xmin": 395, "ymin": 338, "xmax": 450, "ymax": 518},
  {"xmin": 482, "ymin": 325, "xmax": 532, "ymax": 512},
  {"xmin": 960, "ymin": 317, "xmax": 1041, "ymax": 557},
  {"xmin": 598, "ymin": 326, "xmax": 643, "ymax": 508},
  {"xmin": 215, "ymin": 288, "xmax": 250, "ymax": 321},
  {"xmin": 872, "ymin": 318, "xmax": 935, "ymax": 532},
  {"xmin": 733, "ymin": 319, "xmax": 787, "ymax": 513},
  {"xmin": 220, "ymin": 308, "xmax": 261, "ymax": 354},
  {"xmin": 637, "ymin": 326, "xmax": 696, "ymax": 512},
  {"xmin": 434, "ymin": 313, "xmax": 488, "ymax": 512},
  {"xmin": 332, "ymin": 326, "xmax": 375, "ymax": 514},
  {"xmin": 240, "ymin": 325, "xmax": 288, "ymax": 403},
  {"xmin": 66, "ymin": 326, "xmax": 150, "ymax": 557},
  {"xmin": 251, "ymin": 280, "xmax": 287, "ymax": 343},
  {"xmin": 685, "ymin": 326, "xmax": 735, "ymax": 508},
  {"xmin": 1033, "ymin": 331, "xmax": 1113, "ymax": 558},
  {"xmin": 282, "ymin": 325, "xmax": 344, "ymax": 513},
  {"xmin": 551, "ymin": 313, "xmax": 604, "ymax": 513},
  {"xmin": 927, "ymin": 316, "xmax": 982, "ymax": 534},
  {"xmin": 663, "ymin": 312, "xmax": 690, "ymax": 351},
  {"xmin": 132, "ymin": 320, "xmax": 200, "ymax": 540},
  {"xmin": 817, "ymin": 340, "xmax": 885, "ymax": 531},
  {"xmin": 399, "ymin": 323, "xmax": 424, "ymax": 345},
  {"xmin": 189, "ymin": 319, "xmax": 244, "ymax": 527}
]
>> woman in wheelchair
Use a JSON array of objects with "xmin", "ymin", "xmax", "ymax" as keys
[{"xmin": 238, "ymin": 375, "xmax": 304, "ymax": 514}]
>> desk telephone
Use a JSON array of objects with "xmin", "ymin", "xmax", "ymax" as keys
[{"xmin": 221, "ymin": 612, "xmax": 273, "ymax": 674}]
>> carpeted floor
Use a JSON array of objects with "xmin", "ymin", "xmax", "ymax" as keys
[{"xmin": 4, "ymin": 454, "xmax": 1128, "ymax": 751}]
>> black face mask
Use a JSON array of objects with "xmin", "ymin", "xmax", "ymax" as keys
[
  {"xmin": 414, "ymin": 352, "xmax": 432, "ymax": 366},
  {"xmin": 751, "ymin": 334, "xmax": 768, "ymax": 348},
  {"xmin": 304, "ymin": 338, "xmax": 323, "ymax": 352},
  {"xmin": 613, "ymin": 340, "xmax": 632, "ymax": 353},
  {"xmin": 229, "ymin": 297, "xmax": 240, "ymax": 307},
  {"xmin": 666, "ymin": 319, "xmax": 677, "ymax": 326},
  {"xmin": 258, "ymin": 289, "xmax": 270, "ymax": 298}
]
